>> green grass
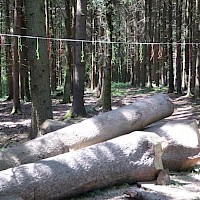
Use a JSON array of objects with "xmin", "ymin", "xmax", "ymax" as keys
[{"xmin": 111, "ymin": 82, "xmax": 168, "ymax": 97}]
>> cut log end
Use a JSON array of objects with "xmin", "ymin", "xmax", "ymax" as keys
[{"xmin": 145, "ymin": 119, "xmax": 200, "ymax": 171}]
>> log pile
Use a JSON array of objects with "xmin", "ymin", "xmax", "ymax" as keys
[
  {"xmin": 0, "ymin": 93, "xmax": 174, "ymax": 170},
  {"xmin": 0, "ymin": 93, "xmax": 200, "ymax": 200}
]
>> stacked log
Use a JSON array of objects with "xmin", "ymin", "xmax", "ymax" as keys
[
  {"xmin": 0, "ymin": 131, "xmax": 166, "ymax": 200},
  {"xmin": 0, "ymin": 93, "xmax": 173, "ymax": 171}
]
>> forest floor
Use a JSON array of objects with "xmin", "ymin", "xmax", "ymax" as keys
[{"xmin": 0, "ymin": 87, "xmax": 200, "ymax": 199}]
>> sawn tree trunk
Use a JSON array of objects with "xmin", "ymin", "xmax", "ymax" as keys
[
  {"xmin": 0, "ymin": 93, "xmax": 174, "ymax": 171},
  {"xmin": 0, "ymin": 131, "xmax": 166, "ymax": 200},
  {"xmin": 145, "ymin": 119, "xmax": 200, "ymax": 171}
]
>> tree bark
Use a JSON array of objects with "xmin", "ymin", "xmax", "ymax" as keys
[
  {"xmin": 0, "ymin": 93, "xmax": 173, "ymax": 171},
  {"xmin": 176, "ymin": 0, "xmax": 183, "ymax": 94},
  {"xmin": 11, "ymin": 0, "xmax": 22, "ymax": 114},
  {"xmin": 24, "ymin": 0, "xmax": 53, "ymax": 138},
  {"xmin": 62, "ymin": 0, "xmax": 73, "ymax": 104},
  {"xmin": 168, "ymin": 0, "xmax": 174, "ymax": 93},
  {"xmin": 145, "ymin": 119, "xmax": 200, "ymax": 171},
  {"xmin": 147, "ymin": 0, "xmax": 153, "ymax": 88},
  {"xmin": 0, "ymin": 131, "xmax": 166, "ymax": 200},
  {"xmin": 102, "ymin": 0, "xmax": 112, "ymax": 112},
  {"xmin": 72, "ymin": 0, "xmax": 87, "ymax": 116},
  {"xmin": 0, "ymin": 2, "xmax": 2, "ymax": 97},
  {"xmin": 5, "ymin": 0, "xmax": 13, "ymax": 100},
  {"xmin": 49, "ymin": 1, "xmax": 57, "ymax": 94}
]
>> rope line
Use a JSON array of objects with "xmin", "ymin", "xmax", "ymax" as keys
[{"xmin": 0, "ymin": 33, "xmax": 200, "ymax": 45}]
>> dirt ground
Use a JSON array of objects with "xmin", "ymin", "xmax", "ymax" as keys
[{"xmin": 0, "ymin": 91, "xmax": 200, "ymax": 199}]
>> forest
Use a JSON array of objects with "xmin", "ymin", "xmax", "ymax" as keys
[
  {"xmin": 0, "ymin": 0, "xmax": 199, "ymax": 136},
  {"xmin": 0, "ymin": 0, "xmax": 200, "ymax": 199}
]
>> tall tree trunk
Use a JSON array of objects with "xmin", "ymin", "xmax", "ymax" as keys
[
  {"xmin": 0, "ymin": 2, "xmax": 2, "ymax": 97},
  {"xmin": 195, "ymin": 47, "xmax": 200, "ymax": 97},
  {"xmin": 141, "ymin": 0, "xmax": 148, "ymax": 88},
  {"xmin": 147, "ymin": 0, "xmax": 153, "ymax": 88},
  {"xmin": 20, "ymin": 9, "xmax": 31, "ymax": 101},
  {"xmin": 62, "ymin": 0, "xmax": 73, "ymax": 104},
  {"xmin": 168, "ymin": 0, "xmax": 174, "ymax": 93},
  {"xmin": 154, "ymin": 0, "xmax": 161, "ymax": 87},
  {"xmin": 90, "ymin": 9, "xmax": 98, "ymax": 90},
  {"xmin": 72, "ymin": 0, "xmax": 87, "ymax": 116},
  {"xmin": 190, "ymin": 1, "xmax": 195, "ymax": 93},
  {"xmin": 195, "ymin": 0, "xmax": 200, "ymax": 97},
  {"xmin": 176, "ymin": 0, "xmax": 183, "ymax": 94},
  {"xmin": 186, "ymin": 2, "xmax": 193, "ymax": 96},
  {"xmin": 5, "ymin": 0, "xmax": 13, "ymax": 100},
  {"xmin": 24, "ymin": 0, "xmax": 53, "ymax": 138},
  {"xmin": 183, "ymin": 0, "xmax": 189, "ymax": 91},
  {"xmin": 161, "ymin": 0, "xmax": 167, "ymax": 86},
  {"xmin": 50, "ymin": 2, "xmax": 57, "ymax": 94},
  {"xmin": 133, "ymin": 11, "xmax": 140, "ymax": 87},
  {"xmin": 102, "ymin": 0, "xmax": 112, "ymax": 112},
  {"xmin": 11, "ymin": 0, "xmax": 22, "ymax": 114}
]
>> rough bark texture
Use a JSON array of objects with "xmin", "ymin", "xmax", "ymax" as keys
[
  {"xmin": 0, "ymin": 94, "xmax": 173, "ymax": 171},
  {"xmin": 0, "ymin": 131, "xmax": 166, "ymax": 200},
  {"xmin": 145, "ymin": 119, "xmax": 200, "ymax": 171},
  {"xmin": 24, "ymin": 0, "xmax": 53, "ymax": 138},
  {"xmin": 72, "ymin": 0, "xmax": 87, "ymax": 116}
]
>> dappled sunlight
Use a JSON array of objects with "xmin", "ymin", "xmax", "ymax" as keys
[
  {"xmin": 0, "ymin": 119, "xmax": 31, "ymax": 127},
  {"xmin": 0, "ymin": 130, "xmax": 163, "ymax": 199},
  {"xmin": 0, "ymin": 92, "xmax": 200, "ymax": 199}
]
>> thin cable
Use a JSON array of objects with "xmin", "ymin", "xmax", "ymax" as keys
[{"xmin": 1, "ymin": 33, "xmax": 200, "ymax": 45}]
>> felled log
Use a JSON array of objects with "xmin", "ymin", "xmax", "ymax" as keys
[
  {"xmin": 39, "ymin": 119, "xmax": 72, "ymax": 135},
  {"xmin": 0, "ymin": 93, "xmax": 173, "ymax": 171},
  {"xmin": 145, "ymin": 119, "xmax": 200, "ymax": 171},
  {"xmin": 0, "ymin": 131, "xmax": 166, "ymax": 200}
]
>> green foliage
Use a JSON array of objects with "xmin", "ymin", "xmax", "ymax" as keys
[
  {"xmin": 192, "ymin": 165, "xmax": 200, "ymax": 174},
  {"xmin": 63, "ymin": 109, "xmax": 73, "ymax": 120},
  {"xmin": 111, "ymin": 82, "xmax": 168, "ymax": 97},
  {"xmin": 112, "ymin": 82, "xmax": 131, "ymax": 89}
]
